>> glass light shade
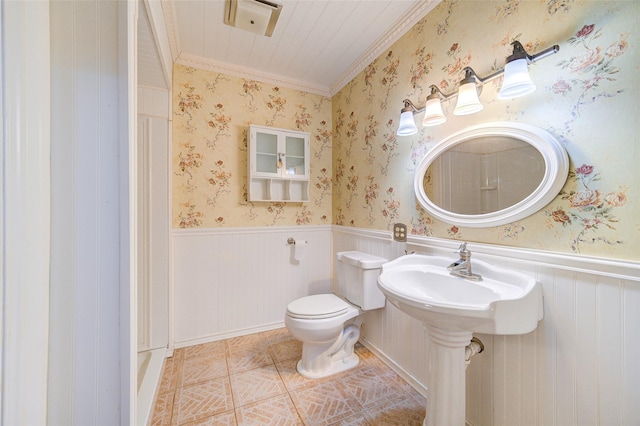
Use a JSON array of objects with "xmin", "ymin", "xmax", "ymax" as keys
[
  {"xmin": 422, "ymin": 97, "xmax": 447, "ymax": 126},
  {"xmin": 498, "ymin": 58, "xmax": 536, "ymax": 99},
  {"xmin": 453, "ymin": 82, "xmax": 483, "ymax": 115},
  {"xmin": 397, "ymin": 110, "xmax": 418, "ymax": 136}
]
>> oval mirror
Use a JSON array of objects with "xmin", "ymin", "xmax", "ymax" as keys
[{"xmin": 414, "ymin": 122, "xmax": 569, "ymax": 228}]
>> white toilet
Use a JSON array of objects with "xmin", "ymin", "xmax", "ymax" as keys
[{"xmin": 285, "ymin": 251, "xmax": 387, "ymax": 378}]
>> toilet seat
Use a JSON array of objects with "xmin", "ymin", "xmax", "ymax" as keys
[{"xmin": 286, "ymin": 294, "xmax": 352, "ymax": 319}]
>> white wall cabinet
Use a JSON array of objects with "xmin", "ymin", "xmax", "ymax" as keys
[{"xmin": 248, "ymin": 124, "xmax": 310, "ymax": 202}]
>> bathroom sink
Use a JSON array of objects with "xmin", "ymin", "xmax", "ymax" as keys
[{"xmin": 377, "ymin": 254, "xmax": 542, "ymax": 334}]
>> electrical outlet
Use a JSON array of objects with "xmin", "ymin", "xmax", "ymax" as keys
[{"xmin": 393, "ymin": 223, "xmax": 407, "ymax": 242}]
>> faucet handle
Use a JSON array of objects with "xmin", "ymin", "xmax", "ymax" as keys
[{"xmin": 455, "ymin": 242, "xmax": 469, "ymax": 254}]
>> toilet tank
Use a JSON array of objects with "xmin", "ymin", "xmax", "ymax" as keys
[{"xmin": 336, "ymin": 251, "xmax": 388, "ymax": 310}]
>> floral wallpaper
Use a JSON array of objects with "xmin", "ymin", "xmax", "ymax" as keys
[
  {"xmin": 331, "ymin": 0, "xmax": 639, "ymax": 261},
  {"xmin": 172, "ymin": 1, "xmax": 638, "ymax": 261},
  {"xmin": 172, "ymin": 64, "xmax": 332, "ymax": 228}
]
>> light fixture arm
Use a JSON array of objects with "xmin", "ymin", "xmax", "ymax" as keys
[
  {"xmin": 507, "ymin": 41, "xmax": 532, "ymax": 62},
  {"xmin": 469, "ymin": 65, "xmax": 500, "ymax": 85},
  {"xmin": 526, "ymin": 42, "xmax": 560, "ymax": 63},
  {"xmin": 401, "ymin": 98, "xmax": 425, "ymax": 116},
  {"xmin": 428, "ymin": 84, "xmax": 456, "ymax": 101},
  {"xmin": 506, "ymin": 40, "xmax": 560, "ymax": 64},
  {"xmin": 460, "ymin": 67, "xmax": 486, "ymax": 95}
]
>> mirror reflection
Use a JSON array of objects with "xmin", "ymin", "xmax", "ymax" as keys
[{"xmin": 424, "ymin": 136, "xmax": 545, "ymax": 215}]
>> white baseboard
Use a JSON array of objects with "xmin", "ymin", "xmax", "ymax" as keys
[
  {"xmin": 137, "ymin": 348, "xmax": 166, "ymax": 426},
  {"xmin": 359, "ymin": 336, "xmax": 428, "ymax": 398},
  {"xmin": 173, "ymin": 321, "xmax": 286, "ymax": 349}
]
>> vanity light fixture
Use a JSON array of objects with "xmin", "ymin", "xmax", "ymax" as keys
[{"xmin": 397, "ymin": 40, "xmax": 559, "ymax": 135}]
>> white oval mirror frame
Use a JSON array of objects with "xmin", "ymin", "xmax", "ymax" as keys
[{"xmin": 414, "ymin": 122, "xmax": 569, "ymax": 228}]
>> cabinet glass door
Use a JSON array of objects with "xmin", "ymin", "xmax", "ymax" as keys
[
  {"xmin": 255, "ymin": 131, "xmax": 278, "ymax": 174},
  {"xmin": 284, "ymin": 136, "xmax": 306, "ymax": 176}
]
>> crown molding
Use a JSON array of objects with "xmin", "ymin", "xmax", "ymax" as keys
[
  {"xmin": 175, "ymin": 52, "xmax": 332, "ymax": 97},
  {"xmin": 161, "ymin": 0, "xmax": 180, "ymax": 61},
  {"xmin": 329, "ymin": 0, "xmax": 441, "ymax": 96}
]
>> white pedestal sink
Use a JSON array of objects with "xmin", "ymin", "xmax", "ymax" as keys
[{"xmin": 377, "ymin": 253, "xmax": 543, "ymax": 426}]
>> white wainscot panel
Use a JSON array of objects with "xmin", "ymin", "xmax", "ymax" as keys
[
  {"xmin": 467, "ymin": 266, "xmax": 639, "ymax": 426},
  {"xmin": 332, "ymin": 226, "xmax": 640, "ymax": 426},
  {"xmin": 172, "ymin": 226, "xmax": 331, "ymax": 347},
  {"xmin": 332, "ymin": 227, "xmax": 430, "ymax": 389}
]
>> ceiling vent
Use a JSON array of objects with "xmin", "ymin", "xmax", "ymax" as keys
[{"xmin": 224, "ymin": 0, "xmax": 283, "ymax": 37}]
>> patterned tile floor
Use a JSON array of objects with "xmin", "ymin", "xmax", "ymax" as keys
[{"xmin": 150, "ymin": 328, "xmax": 426, "ymax": 425}]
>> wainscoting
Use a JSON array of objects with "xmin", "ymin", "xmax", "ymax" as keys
[
  {"xmin": 172, "ymin": 226, "xmax": 332, "ymax": 347},
  {"xmin": 171, "ymin": 224, "xmax": 639, "ymax": 425}
]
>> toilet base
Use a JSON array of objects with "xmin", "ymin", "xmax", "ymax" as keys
[
  {"xmin": 294, "ymin": 322, "xmax": 361, "ymax": 379},
  {"xmin": 296, "ymin": 353, "xmax": 359, "ymax": 379}
]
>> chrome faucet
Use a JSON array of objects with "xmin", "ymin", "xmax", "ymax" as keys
[{"xmin": 447, "ymin": 242, "xmax": 483, "ymax": 281}]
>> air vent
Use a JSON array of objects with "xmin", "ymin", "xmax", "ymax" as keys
[{"xmin": 224, "ymin": 0, "xmax": 283, "ymax": 37}]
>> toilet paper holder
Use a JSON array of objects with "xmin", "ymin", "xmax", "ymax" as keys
[{"xmin": 287, "ymin": 237, "xmax": 307, "ymax": 245}]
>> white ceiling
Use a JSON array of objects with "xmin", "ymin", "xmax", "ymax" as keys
[{"xmin": 159, "ymin": 0, "xmax": 440, "ymax": 96}]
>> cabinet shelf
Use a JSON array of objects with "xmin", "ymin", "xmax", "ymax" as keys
[{"xmin": 249, "ymin": 178, "xmax": 309, "ymax": 202}]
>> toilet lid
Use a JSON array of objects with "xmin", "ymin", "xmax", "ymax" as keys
[{"xmin": 287, "ymin": 294, "xmax": 351, "ymax": 319}]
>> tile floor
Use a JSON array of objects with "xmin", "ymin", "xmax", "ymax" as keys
[{"xmin": 150, "ymin": 328, "xmax": 426, "ymax": 425}]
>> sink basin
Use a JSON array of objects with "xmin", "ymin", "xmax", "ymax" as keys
[{"xmin": 377, "ymin": 254, "xmax": 543, "ymax": 334}]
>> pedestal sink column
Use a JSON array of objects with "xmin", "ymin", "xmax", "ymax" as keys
[{"xmin": 423, "ymin": 324, "xmax": 473, "ymax": 426}]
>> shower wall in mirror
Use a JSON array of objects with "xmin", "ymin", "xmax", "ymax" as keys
[{"xmin": 426, "ymin": 139, "xmax": 544, "ymax": 215}]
